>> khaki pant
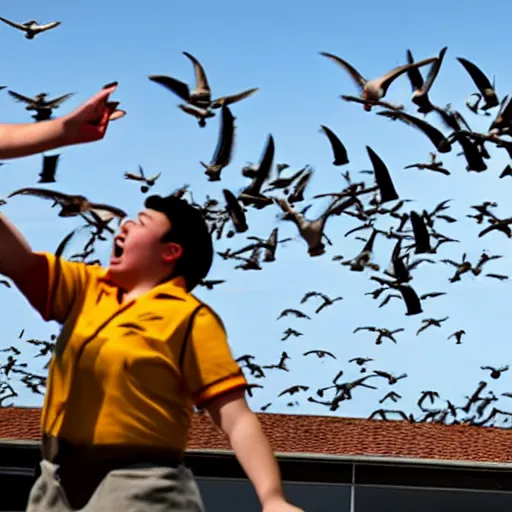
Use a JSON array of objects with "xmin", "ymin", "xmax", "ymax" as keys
[{"xmin": 26, "ymin": 459, "xmax": 205, "ymax": 511}]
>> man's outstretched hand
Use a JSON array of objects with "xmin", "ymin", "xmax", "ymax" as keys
[{"xmin": 62, "ymin": 83, "xmax": 125, "ymax": 146}]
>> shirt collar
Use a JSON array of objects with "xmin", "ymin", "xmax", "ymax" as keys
[{"xmin": 98, "ymin": 268, "xmax": 189, "ymax": 300}]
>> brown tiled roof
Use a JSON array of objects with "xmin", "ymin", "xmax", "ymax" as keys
[{"xmin": 1, "ymin": 407, "xmax": 511, "ymax": 464}]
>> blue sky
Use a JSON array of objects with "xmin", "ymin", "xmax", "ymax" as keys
[{"xmin": 0, "ymin": 0, "xmax": 511, "ymax": 426}]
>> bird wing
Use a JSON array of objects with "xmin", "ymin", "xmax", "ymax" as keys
[
  {"xmin": 39, "ymin": 154, "xmax": 60, "ymax": 183},
  {"xmin": 485, "ymin": 273, "xmax": 508, "ymax": 280},
  {"xmin": 222, "ymin": 188, "xmax": 248, "ymax": 232},
  {"xmin": 378, "ymin": 110, "xmax": 451, "ymax": 153},
  {"xmin": 378, "ymin": 57, "xmax": 437, "ymax": 95},
  {"xmin": 421, "ymin": 46, "xmax": 448, "ymax": 94},
  {"xmin": 457, "ymin": 57, "xmax": 499, "ymax": 107},
  {"xmin": 278, "ymin": 386, "xmax": 295, "ymax": 397},
  {"xmin": 366, "ymin": 145, "xmax": 399, "ymax": 203},
  {"xmin": 47, "ymin": 92, "xmax": 75, "ymax": 107},
  {"xmin": 148, "ymin": 75, "xmax": 191, "ymax": 102},
  {"xmin": 124, "ymin": 172, "xmax": 144, "ymax": 181},
  {"xmin": 209, "ymin": 105, "xmax": 235, "ymax": 167},
  {"xmin": 319, "ymin": 52, "xmax": 367, "ymax": 90},
  {"xmin": 211, "ymin": 88, "xmax": 259, "ymax": 108},
  {"xmin": 301, "ymin": 291, "xmax": 320, "ymax": 303},
  {"xmin": 35, "ymin": 21, "xmax": 61, "ymax": 31},
  {"xmin": 289, "ymin": 168, "xmax": 313, "ymax": 199},
  {"xmin": 410, "ymin": 210, "xmax": 431, "ymax": 253},
  {"xmin": 0, "ymin": 16, "xmax": 26, "ymax": 30},
  {"xmin": 420, "ymin": 292, "xmax": 446, "ymax": 299},
  {"xmin": 7, "ymin": 187, "xmax": 71, "ymax": 203},
  {"xmin": 478, "ymin": 222, "xmax": 505, "ymax": 238},
  {"xmin": 55, "ymin": 227, "xmax": 82, "ymax": 258},
  {"xmin": 182, "ymin": 52, "xmax": 211, "ymax": 94},
  {"xmin": 320, "ymin": 125, "xmax": 349, "ymax": 166},
  {"xmin": 178, "ymin": 103, "xmax": 212, "ymax": 119},
  {"xmin": 7, "ymin": 90, "xmax": 36, "ymax": 105},
  {"xmin": 87, "ymin": 202, "xmax": 128, "ymax": 219},
  {"xmin": 250, "ymin": 134, "xmax": 275, "ymax": 192},
  {"xmin": 405, "ymin": 50, "xmax": 424, "ymax": 91},
  {"xmin": 398, "ymin": 284, "xmax": 423, "ymax": 315},
  {"xmin": 353, "ymin": 326, "xmax": 375, "ymax": 333}
]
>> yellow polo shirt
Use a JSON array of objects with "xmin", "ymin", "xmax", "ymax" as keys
[{"xmin": 26, "ymin": 252, "xmax": 247, "ymax": 451}]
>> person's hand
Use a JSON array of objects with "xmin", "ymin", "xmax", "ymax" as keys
[
  {"xmin": 262, "ymin": 498, "xmax": 304, "ymax": 512},
  {"xmin": 61, "ymin": 83, "xmax": 125, "ymax": 146}
]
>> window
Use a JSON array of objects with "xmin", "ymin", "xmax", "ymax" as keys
[
  {"xmin": 354, "ymin": 485, "xmax": 512, "ymax": 511},
  {"xmin": 196, "ymin": 477, "xmax": 351, "ymax": 511}
]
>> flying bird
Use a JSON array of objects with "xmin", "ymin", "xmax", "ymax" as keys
[
  {"xmin": 457, "ymin": 57, "xmax": 499, "ymax": 111},
  {"xmin": 8, "ymin": 90, "xmax": 75, "ymax": 121},
  {"xmin": 319, "ymin": 125, "xmax": 349, "ymax": 165},
  {"xmin": 277, "ymin": 308, "xmax": 310, "ymax": 320},
  {"xmin": 448, "ymin": 330, "xmax": 466, "ymax": 344},
  {"xmin": 320, "ymin": 51, "xmax": 437, "ymax": 110},
  {"xmin": 38, "ymin": 154, "xmax": 60, "ymax": 183},
  {"xmin": 303, "ymin": 350, "xmax": 336, "ymax": 359},
  {"xmin": 406, "ymin": 46, "xmax": 448, "ymax": 114},
  {"xmin": 300, "ymin": 291, "xmax": 343, "ymax": 313},
  {"xmin": 7, "ymin": 187, "xmax": 127, "ymax": 219},
  {"xmin": 404, "ymin": 153, "xmax": 450, "ymax": 175},
  {"xmin": 378, "ymin": 110, "xmax": 451, "ymax": 153},
  {"xmin": 416, "ymin": 317, "xmax": 449, "ymax": 335},
  {"xmin": 274, "ymin": 196, "xmax": 346, "ymax": 256},
  {"xmin": 124, "ymin": 166, "xmax": 161, "ymax": 193},
  {"xmin": 200, "ymin": 105, "xmax": 235, "ymax": 181},
  {"xmin": 238, "ymin": 134, "xmax": 274, "ymax": 208},
  {"xmin": 149, "ymin": 51, "xmax": 258, "ymax": 123},
  {"xmin": 0, "ymin": 17, "xmax": 60, "ymax": 39},
  {"xmin": 480, "ymin": 365, "xmax": 509, "ymax": 379},
  {"xmin": 366, "ymin": 146, "xmax": 399, "ymax": 203},
  {"xmin": 222, "ymin": 189, "xmax": 248, "ymax": 233},
  {"xmin": 278, "ymin": 385, "xmax": 309, "ymax": 397}
]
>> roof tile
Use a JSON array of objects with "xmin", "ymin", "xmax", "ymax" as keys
[{"xmin": 1, "ymin": 408, "xmax": 511, "ymax": 464}]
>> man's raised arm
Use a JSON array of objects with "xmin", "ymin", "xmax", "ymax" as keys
[{"xmin": 0, "ymin": 83, "xmax": 122, "ymax": 160}]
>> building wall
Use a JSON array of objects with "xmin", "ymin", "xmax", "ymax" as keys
[
  {"xmin": 196, "ymin": 477, "xmax": 512, "ymax": 511},
  {"xmin": 3, "ymin": 473, "xmax": 512, "ymax": 511},
  {"xmin": 2, "ymin": 445, "xmax": 512, "ymax": 511}
]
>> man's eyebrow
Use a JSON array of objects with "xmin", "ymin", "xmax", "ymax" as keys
[{"xmin": 138, "ymin": 211, "xmax": 152, "ymax": 222}]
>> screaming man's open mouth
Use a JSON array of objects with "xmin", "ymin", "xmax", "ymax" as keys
[{"xmin": 113, "ymin": 239, "xmax": 124, "ymax": 258}]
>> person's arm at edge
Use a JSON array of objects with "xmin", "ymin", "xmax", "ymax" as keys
[
  {"xmin": 0, "ymin": 212, "xmax": 48, "ymax": 317},
  {"xmin": 0, "ymin": 83, "xmax": 121, "ymax": 160},
  {"xmin": 206, "ymin": 389, "xmax": 304, "ymax": 512},
  {"xmin": 0, "ymin": 119, "xmax": 68, "ymax": 160},
  {"xmin": 0, "ymin": 212, "xmax": 39, "ymax": 279}
]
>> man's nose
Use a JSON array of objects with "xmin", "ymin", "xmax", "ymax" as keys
[{"xmin": 120, "ymin": 219, "xmax": 134, "ymax": 233}]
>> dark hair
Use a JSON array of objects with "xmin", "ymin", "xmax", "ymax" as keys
[{"xmin": 144, "ymin": 194, "xmax": 213, "ymax": 291}]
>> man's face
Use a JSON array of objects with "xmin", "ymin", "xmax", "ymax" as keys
[{"xmin": 109, "ymin": 208, "xmax": 176, "ymax": 284}]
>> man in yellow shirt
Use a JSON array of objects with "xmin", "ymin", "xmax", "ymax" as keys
[{"xmin": 0, "ymin": 85, "xmax": 303, "ymax": 511}]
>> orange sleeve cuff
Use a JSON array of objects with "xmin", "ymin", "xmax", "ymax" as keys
[{"xmin": 194, "ymin": 374, "xmax": 248, "ymax": 408}]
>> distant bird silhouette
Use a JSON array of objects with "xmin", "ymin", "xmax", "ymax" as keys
[
  {"xmin": 300, "ymin": 291, "xmax": 343, "ymax": 313},
  {"xmin": 480, "ymin": 365, "xmax": 509, "ymax": 379},
  {"xmin": 0, "ymin": 17, "xmax": 60, "ymax": 39},
  {"xmin": 303, "ymin": 350, "xmax": 336, "ymax": 360}
]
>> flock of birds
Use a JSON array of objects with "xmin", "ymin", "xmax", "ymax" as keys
[{"xmin": 0, "ymin": 17, "xmax": 511, "ymax": 429}]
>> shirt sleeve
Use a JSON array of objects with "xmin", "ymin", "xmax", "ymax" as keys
[
  {"xmin": 16, "ymin": 251, "xmax": 92, "ymax": 324},
  {"xmin": 181, "ymin": 305, "xmax": 247, "ymax": 408}
]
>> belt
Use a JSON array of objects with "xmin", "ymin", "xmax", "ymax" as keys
[{"xmin": 41, "ymin": 433, "xmax": 184, "ymax": 470}]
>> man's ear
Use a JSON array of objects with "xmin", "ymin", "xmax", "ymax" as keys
[{"xmin": 162, "ymin": 242, "xmax": 183, "ymax": 264}]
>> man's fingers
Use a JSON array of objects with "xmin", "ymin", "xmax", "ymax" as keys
[
  {"xmin": 109, "ymin": 109, "xmax": 126, "ymax": 121},
  {"xmin": 89, "ymin": 86, "xmax": 116, "ymax": 107},
  {"xmin": 103, "ymin": 81, "xmax": 118, "ymax": 90}
]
